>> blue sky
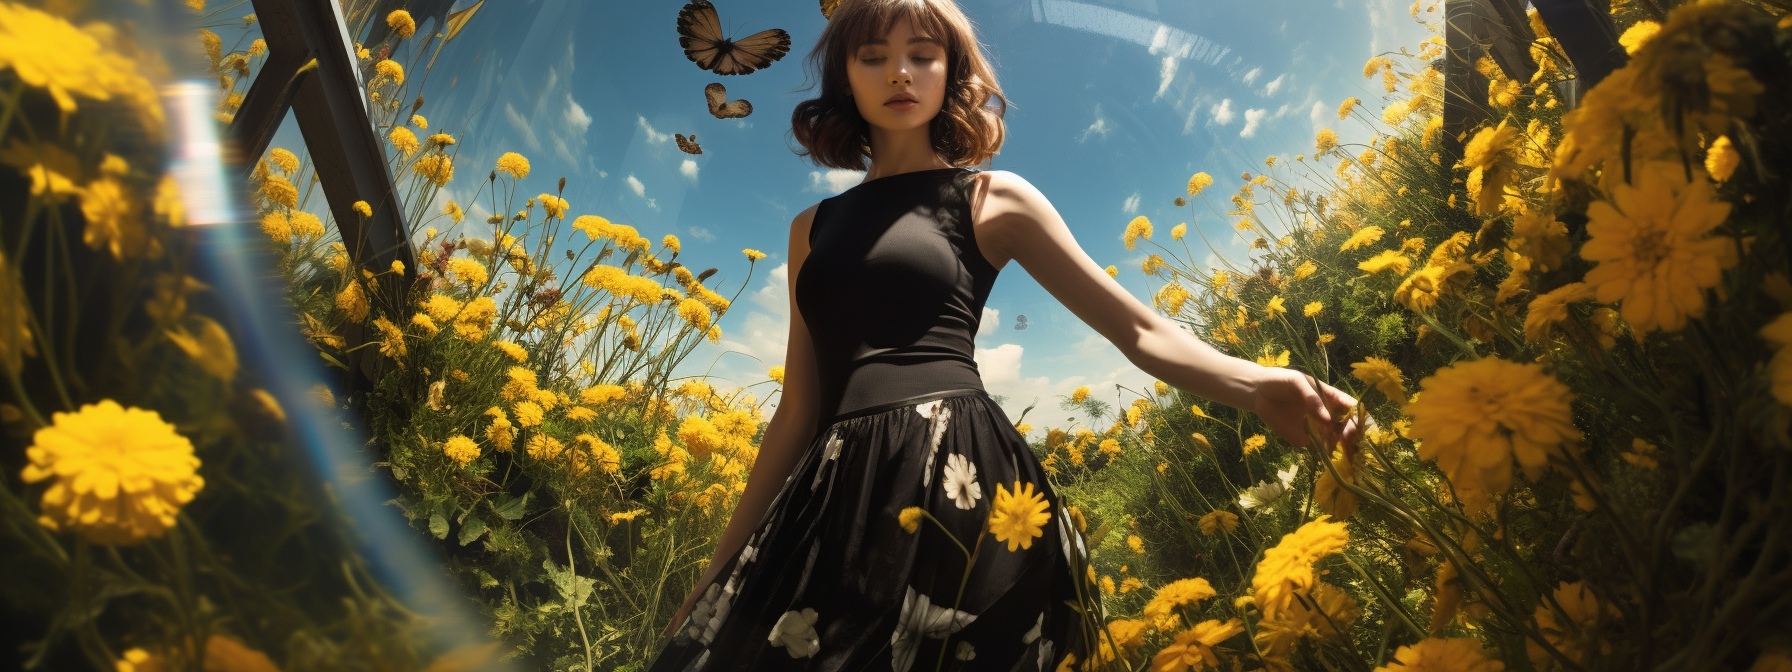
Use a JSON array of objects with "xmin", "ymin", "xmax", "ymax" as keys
[{"xmin": 283, "ymin": 0, "xmax": 1432, "ymax": 433}]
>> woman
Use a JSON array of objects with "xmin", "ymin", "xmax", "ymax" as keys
[{"xmin": 648, "ymin": 1, "xmax": 1363, "ymax": 670}]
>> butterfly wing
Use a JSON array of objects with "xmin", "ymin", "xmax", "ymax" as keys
[
  {"xmin": 675, "ymin": 133, "xmax": 703, "ymax": 154},
  {"xmin": 704, "ymin": 83, "xmax": 752, "ymax": 119},
  {"xmin": 820, "ymin": 0, "xmax": 840, "ymax": 19},
  {"xmin": 677, "ymin": 1, "xmax": 727, "ymax": 70},
  {"xmin": 710, "ymin": 28, "xmax": 790, "ymax": 75}
]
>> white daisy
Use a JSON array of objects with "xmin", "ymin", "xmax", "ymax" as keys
[
  {"xmin": 955, "ymin": 640, "xmax": 976, "ymax": 660},
  {"xmin": 914, "ymin": 402, "xmax": 953, "ymax": 489},
  {"xmin": 1022, "ymin": 611, "xmax": 1043, "ymax": 643},
  {"xmin": 768, "ymin": 607, "xmax": 821, "ymax": 658},
  {"xmin": 812, "ymin": 431, "xmax": 844, "ymax": 491},
  {"xmin": 890, "ymin": 585, "xmax": 977, "ymax": 672},
  {"xmin": 1239, "ymin": 463, "xmax": 1299, "ymax": 511},
  {"xmin": 941, "ymin": 453, "xmax": 982, "ymax": 510}
]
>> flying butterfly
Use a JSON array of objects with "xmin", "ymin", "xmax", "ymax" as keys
[
  {"xmin": 704, "ymin": 82, "xmax": 752, "ymax": 119},
  {"xmin": 1014, "ymin": 314, "xmax": 1028, "ymax": 330},
  {"xmin": 675, "ymin": 133, "xmax": 703, "ymax": 154},
  {"xmin": 676, "ymin": 0, "xmax": 791, "ymax": 76},
  {"xmin": 820, "ymin": 0, "xmax": 840, "ymax": 19},
  {"xmin": 696, "ymin": 267, "xmax": 718, "ymax": 283}
]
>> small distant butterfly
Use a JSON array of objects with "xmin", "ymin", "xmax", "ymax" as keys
[
  {"xmin": 1014, "ymin": 314, "xmax": 1028, "ymax": 330},
  {"xmin": 820, "ymin": 0, "xmax": 840, "ymax": 19},
  {"xmin": 677, "ymin": 0, "xmax": 791, "ymax": 76},
  {"xmin": 704, "ymin": 82, "xmax": 752, "ymax": 119},
  {"xmin": 696, "ymin": 267, "xmax": 718, "ymax": 282},
  {"xmin": 676, "ymin": 133, "xmax": 703, "ymax": 154}
]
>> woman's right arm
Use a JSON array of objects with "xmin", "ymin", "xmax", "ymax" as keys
[{"xmin": 662, "ymin": 203, "xmax": 825, "ymax": 640}]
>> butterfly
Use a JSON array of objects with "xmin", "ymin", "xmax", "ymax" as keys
[
  {"xmin": 820, "ymin": 0, "xmax": 840, "ymax": 19},
  {"xmin": 704, "ymin": 83, "xmax": 752, "ymax": 119},
  {"xmin": 675, "ymin": 133, "xmax": 703, "ymax": 154},
  {"xmin": 1014, "ymin": 314, "xmax": 1028, "ymax": 330},
  {"xmin": 676, "ymin": 1, "xmax": 790, "ymax": 76}
]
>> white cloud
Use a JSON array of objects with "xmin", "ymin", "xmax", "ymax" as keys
[
  {"xmin": 626, "ymin": 174, "xmax": 646, "ymax": 197},
  {"xmin": 680, "ymin": 159, "xmax": 700, "ymax": 181},
  {"xmin": 563, "ymin": 94, "xmax": 591, "ymax": 133},
  {"xmin": 807, "ymin": 169, "xmax": 866, "ymax": 194},
  {"xmin": 1263, "ymin": 74, "xmax": 1285, "ymax": 96},
  {"xmin": 1121, "ymin": 191, "xmax": 1140, "ymax": 214},
  {"xmin": 1209, "ymin": 99, "xmax": 1236, "ymax": 125},
  {"xmin": 978, "ymin": 306, "xmax": 999, "ymax": 338},
  {"xmin": 636, "ymin": 115, "xmax": 671, "ymax": 144},
  {"xmin": 597, "ymin": 170, "xmax": 609, "ymax": 178},
  {"xmin": 1242, "ymin": 66, "xmax": 1262, "ymax": 84},
  {"xmin": 503, "ymin": 102, "xmax": 541, "ymax": 152},
  {"xmin": 1308, "ymin": 100, "xmax": 1327, "ymax": 127},
  {"xmin": 715, "ymin": 262, "xmax": 792, "ymax": 373},
  {"xmin": 974, "ymin": 343, "xmax": 1027, "ymax": 386},
  {"xmin": 687, "ymin": 225, "xmax": 716, "ymax": 242},
  {"xmin": 1240, "ymin": 108, "xmax": 1267, "ymax": 137},
  {"xmin": 1078, "ymin": 104, "xmax": 1113, "ymax": 142},
  {"xmin": 1155, "ymin": 56, "xmax": 1178, "ymax": 99}
]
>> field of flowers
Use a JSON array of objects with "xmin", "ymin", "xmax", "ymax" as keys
[{"xmin": 3, "ymin": 0, "xmax": 1791, "ymax": 671}]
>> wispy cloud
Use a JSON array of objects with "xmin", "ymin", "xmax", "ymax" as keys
[
  {"xmin": 504, "ymin": 102, "xmax": 540, "ymax": 153},
  {"xmin": 626, "ymin": 174, "xmax": 658, "ymax": 210},
  {"xmin": 1209, "ymin": 99, "xmax": 1236, "ymax": 125},
  {"xmin": 1242, "ymin": 66, "xmax": 1262, "ymax": 84},
  {"xmin": 1078, "ymin": 104, "xmax": 1113, "ymax": 142},
  {"xmin": 806, "ymin": 169, "xmax": 865, "ymax": 194},
  {"xmin": 1263, "ymin": 74, "xmax": 1286, "ymax": 96},
  {"xmin": 680, "ymin": 159, "xmax": 699, "ymax": 181},
  {"xmin": 686, "ymin": 226, "xmax": 716, "ymax": 242},
  {"xmin": 1155, "ymin": 56, "xmax": 1178, "ymax": 99},
  {"xmin": 636, "ymin": 115, "xmax": 671, "ymax": 145},
  {"xmin": 1240, "ymin": 108, "xmax": 1268, "ymax": 137},
  {"xmin": 1122, "ymin": 191, "xmax": 1140, "ymax": 214}
]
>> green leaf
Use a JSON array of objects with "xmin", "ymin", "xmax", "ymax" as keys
[
  {"xmin": 542, "ymin": 558, "xmax": 594, "ymax": 609},
  {"xmin": 319, "ymin": 351, "xmax": 349, "ymax": 370},
  {"xmin": 429, "ymin": 511, "xmax": 449, "ymax": 539},
  {"xmin": 492, "ymin": 492, "xmax": 531, "ymax": 521},
  {"xmin": 459, "ymin": 512, "xmax": 488, "ymax": 546}
]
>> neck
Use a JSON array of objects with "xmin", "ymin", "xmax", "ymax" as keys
[{"xmin": 863, "ymin": 122, "xmax": 954, "ymax": 180}]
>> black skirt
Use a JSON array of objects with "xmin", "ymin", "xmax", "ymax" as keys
[{"xmin": 646, "ymin": 388, "xmax": 1104, "ymax": 672}]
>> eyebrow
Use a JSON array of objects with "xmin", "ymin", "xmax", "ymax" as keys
[{"xmin": 860, "ymin": 36, "xmax": 943, "ymax": 46}]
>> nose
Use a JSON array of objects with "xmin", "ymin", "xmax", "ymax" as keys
[{"xmin": 890, "ymin": 62, "xmax": 911, "ymax": 87}]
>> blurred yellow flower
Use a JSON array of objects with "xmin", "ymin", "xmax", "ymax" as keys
[
  {"xmin": 1072, "ymin": 386, "xmax": 1090, "ymax": 403},
  {"xmin": 1377, "ymin": 637, "xmax": 1504, "ymax": 672},
  {"xmin": 1104, "ymin": 265, "xmax": 1118, "ymax": 278},
  {"xmin": 1198, "ymin": 510, "xmax": 1237, "ymax": 536},
  {"xmin": 1618, "ymin": 20, "xmax": 1660, "ymax": 55},
  {"xmin": 1524, "ymin": 282, "xmax": 1596, "ymax": 342},
  {"xmin": 80, "ymin": 178, "xmax": 152, "ymax": 260},
  {"xmin": 1526, "ymin": 581, "xmax": 1619, "ymax": 669},
  {"xmin": 1705, "ymin": 135, "xmax": 1738, "ymax": 182},
  {"xmin": 1339, "ymin": 225, "xmax": 1385, "ymax": 252},
  {"xmin": 387, "ymin": 9, "xmax": 416, "ymax": 38},
  {"xmin": 1462, "ymin": 120, "xmax": 1519, "ymax": 215},
  {"xmin": 1293, "ymin": 261, "xmax": 1317, "ymax": 281},
  {"xmin": 1357, "ymin": 250, "xmax": 1412, "ymax": 276},
  {"xmin": 164, "ymin": 316, "xmax": 238, "ymax": 382},
  {"xmin": 768, "ymin": 365, "xmax": 785, "ymax": 385},
  {"xmin": 609, "ymin": 508, "xmax": 648, "ymax": 524},
  {"xmin": 335, "ymin": 280, "xmax": 368, "ymax": 322},
  {"xmin": 1252, "ymin": 515, "xmax": 1348, "ymax": 620},
  {"xmin": 1350, "ymin": 357, "xmax": 1405, "ymax": 401},
  {"xmin": 743, "ymin": 248, "xmax": 767, "ymax": 261},
  {"xmin": 898, "ymin": 506, "xmax": 923, "ymax": 533},
  {"xmin": 1264, "ymin": 295, "xmax": 1286, "ymax": 319},
  {"xmin": 1151, "ymin": 619, "xmax": 1243, "ymax": 671},
  {"xmin": 538, "ymin": 193, "xmax": 569, "ymax": 219},
  {"xmin": 416, "ymin": 154, "xmax": 453, "ymax": 187},
  {"xmin": 496, "ymin": 152, "xmax": 530, "ymax": 179},
  {"xmin": 1187, "ymin": 172, "xmax": 1214, "ymax": 196},
  {"xmin": 291, "ymin": 211, "xmax": 324, "ymax": 239},
  {"xmin": 410, "ymin": 113, "xmax": 427, "ymax": 129},
  {"xmin": 1303, "ymin": 301, "xmax": 1323, "ymax": 317},
  {"xmin": 1243, "ymin": 434, "xmax": 1266, "ymax": 453},
  {"xmin": 1143, "ymin": 577, "xmax": 1215, "ymax": 632},
  {"xmin": 447, "ymin": 257, "xmax": 488, "ymax": 286},
  {"xmin": 988, "ymin": 480, "xmax": 1050, "ymax": 551},
  {"xmin": 21, "ymin": 400, "xmax": 203, "ymax": 545},
  {"xmin": 1581, "ymin": 161, "xmax": 1735, "ymax": 333},
  {"xmin": 443, "ymin": 435, "xmax": 479, "ymax": 465},
  {"xmin": 374, "ymin": 59, "xmax": 404, "ymax": 84},
  {"xmin": 1408, "ymin": 358, "xmax": 1581, "ymax": 516},
  {"xmin": 1256, "ymin": 348, "xmax": 1289, "ymax": 367},
  {"xmin": 1316, "ymin": 128, "xmax": 1338, "ymax": 156},
  {"xmin": 1338, "ymin": 97, "xmax": 1360, "ymax": 119},
  {"xmin": 494, "ymin": 340, "xmax": 527, "ymax": 363},
  {"xmin": 0, "ymin": 4, "xmax": 165, "ymax": 126},
  {"xmin": 351, "ymin": 200, "xmax": 371, "ymax": 217}
]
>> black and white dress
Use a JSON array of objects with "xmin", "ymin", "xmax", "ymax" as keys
[{"xmin": 647, "ymin": 168, "xmax": 1103, "ymax": 672}]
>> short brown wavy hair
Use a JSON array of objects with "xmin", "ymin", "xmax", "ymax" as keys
[{"xmin": 790, "ymin": 0, "xmax": 1009, "ymax": 170}]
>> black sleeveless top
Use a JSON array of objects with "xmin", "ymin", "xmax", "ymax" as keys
[{"xmin": 794, "ymin": 167, "xmax": 1000, "ymax": 426}]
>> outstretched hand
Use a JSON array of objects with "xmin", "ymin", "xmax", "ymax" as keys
[{"xmin": 1247, "ymin": 366, "xmax": 1366, "ymax": 457}]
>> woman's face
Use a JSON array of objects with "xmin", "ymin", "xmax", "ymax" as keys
[{"xmin": 846, "ymin": 15, "xmax": 948, "ymax": 133}]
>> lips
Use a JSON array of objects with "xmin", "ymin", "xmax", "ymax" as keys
[{"xmin": 885, "ymin": 94, "xmax": 917, "ymax": 105}]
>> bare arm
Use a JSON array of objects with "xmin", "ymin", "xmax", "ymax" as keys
[
  {"xmin": 664, "ymin": 204, "xmax": 824, "ymax": 638},
  {"xmin": 974, "ymin": 170, "xmax": 1360, "ymax": 448}
]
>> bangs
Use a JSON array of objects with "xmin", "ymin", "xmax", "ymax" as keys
[{"xmin": 834, "ymin": 0, "xmax": 956, "ymax": 55}]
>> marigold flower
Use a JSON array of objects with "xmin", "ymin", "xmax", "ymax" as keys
[
  {"xmin": 1264, "ymin": 295, "xmax": 1286, "ymax": 319},
  {"xmin": 1351, "ymin": 357, "xmax": 1406, "ymax": 401},
  {"xmin": 494, "ymin": 340, "xmax": 527, "ymax": 362},
  {"xmin": 21, "ymin": 400, "xmax": 204, "ymax": 545},
  {"xmin": 1376, "ymin": 637, "xmax": 1504, "ymax": 672},
  {"xmin": 1338, "ymin": 97, "xmax": 1361, "ymax": 120},
  {"xmin": 1339, "ymin": 225, "xmax": 1385, "ymax": 252},
  {"xmin": 1316, "ymin": 128, "xmax": 1338, "ymax": 156},
  {"xmin": 290, "ymin": 211, "xmax": 324, "ymax": 239},
  {"xmin": 386, "ymin": 9, "xmax": 416, "ymax": 38},
  {"xmin": 443, "ymin": 435, "xmax": 479, "ymax": 465},
  {"xmin": 1303, "ymin": 301, "xmax": 1323, "ymax": 317},
  {"xmin": 496, "ymin": 151, "xmax": 530, "ymax": 179},
  {"xmin": 1150, "ymin": 619, "xmax": 1244, "ymax": 671},
  {"xmin": 374, "ymin": 59, "xmax": 403, "ymax": 84},
  {"xmin": 1524, "ymin": 282, "xmax": 1596, "ymax": 342},
  {"xmin": 1581, "ymin": 161, "xmax": 1735, "ymax": 333},
  {"xmin": 1293, "ymin": 261, "xmax": 1317, "ymax": 281},
  {"xmin": 513, "ymin": 400, "xmax": 545, "ymax": 428},
  {"xmin": 898, "ymin": 506, "xmax": 923, "ymax": 533},
  {"xmin": 987, "ymin": 480, "xmax": 1050, "ymax": 552},
  {"xmin": 447, "ymin": 257, "xmax": 488, "ymax": 286},
  {"xmin": 266, "ymin": 147, "xmax": 300, "ymax": 174},
  {"xmin": 1071, "ymin": 386, "xmax": 1090, "ymax": 404},
  {"xmin": 1198, "ymin": 510, "xmax": 1237, "ymax": 536},
  {"xmin": 525, "ymin": 433, "xmax": 562, "ymax": 460},
  {"xmin": 428, "ymin": 132, "xmax": 456, "ymax": 147},
  {"xmin": 335, "ymin": 280, "xmax": 368, "ymax": 322},
  {"xmin": 415, "ymin": 154, "xmax": 453, "ymax": 187},
  {"xmin": 1187, "ymin": 172, "xmax": 1214, "ymax": 196},
  {"xmin": 1143, "ymin": 577, "xmax": 1216, "ymax": 632},
  {"xmin": 1408, "ymin": 358, "xmax": 1582, "ymax": 515}
]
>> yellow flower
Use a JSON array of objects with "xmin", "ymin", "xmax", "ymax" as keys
[
  {"xmin": 1071, "ymin": 386, "xmax": 1090, "ymax": 404},
  {"xmin": 371, "ymin": 316, "xmax": 405, "ymax": 358},
  {"xmin": 768, "ymin": 365, "xmax": 785, "ymax": 385},
  {"xmin": 1243, "ymin": 434, "xmax": 1267, "ymax": 453},
  {"xmin": 1408, "ymin": 358, "xmax": 1582, "ymax": 515},
  {"xmin": 493, "ymin": 340, "xmax": 527, "ymax": 362},
  {"xmin": 1198, "ymin": 510, "xmax": 1237, "ymax": 536},
  {"xmin": 454, "ymin": 296, "xmax": 498, "ymax": 341},
  {"xmin": 1359, "ymin": 250, "xmax": 1413, "ymax": 276},
  {"xmin": 1338, "ymin": 97, "xmax": 1360, "ymax": 120},
  {"xmin": 1351, "ymin": 357, "xmax": 1406, "ymax": 401},
  {"xmin": 1395, "ymin": 263, "xmax": 1468, "ymax": 312},
  {"xmin": 258, "ymin": 212, "xmax": 292, "ymax": 243},
  {"xmin": 1255, "ymin": 348, "xmax": 1289, "ymax": 368},
  {"xmin": 513, "ymin": 400, "xmax": 545, "ymax": 428},
  {"xmin": 1316, "ymin": 128, "xmax": 1338, "ymax": 156},
  {"xmin": 0, "ymin": 4, "xmax": 165, "ymax": 126},
  {"xmin": 1705, "ymin": 134, "xmax": 1739, "ymax": 182},
  {"xmin": 1170, "ymin": 222, "xmax": 1186, "ymax": 240},
  {"xmin": 580, "ymin": 384, "xmax": 628, "ymax": 405},
  {"xmin": 410, "ymin": 114, "xmax": 427, "ymax": 129},
  {"xmin": 164, "ymin": 316, "xmax": 238, "ymax": 382},
  {"xmin": 609, "ymin": 508, "xmax": 648, "ymax": 524},
  {"xmin": 1105, "ymin": 265, "xmax": 1118, "ymax": 278},
  {"xmin": 1618, "ymin": 20, "xmax": 1659, "ymax": 55},
  {"xmin": 428, "ymin": 132, "xmax": 456, "ymax": 147},
  {"xmin": 537, "ymin": 193, "xmax": 569, "ymax": 219},
  {"xmin": 899, "ymin": 506, "xmax": 923, "ymax": 533},
  {"xmin": 526, "ymin": 434, "xmax": 563, "ymax": 460},
  {"xmin": 1143, "ymin": 577, "xmax": 1216, "ymax": 632},
  {"xmin": 1316, "ymin": 333, "xmax": 1336, "ymax": 345},
  {"xmin": 677, "ymin": 298, "xmax": 712, "ymax": 332},
  {"xmin": 1461, "ymin": 119, "xmax": 1519, "ymax": 215},
  {"xmin": 387, "ymin": 9, "xmax": 416, "ymax": 39},
  {"xmin": 1524, "ymin": 282, "xmax": 1596, "ymax": 342},
  {"xmin": 987, "ymin": 480, "xmax": 1051, "ymax": 552},
  {"xmin": 1126, "ymin": 534, "xmax": 1145, "ymax": 553},
  {"xmin": 81, "ymin": 178, "xmax": 151, "ymax": 260},
  {"xmin": 1293, "ymin": 261, "xmax": 1317, "ymax": 281},
  {"xmin": 1264, "ymin": 295, "xmax": 1286, "ymax": 319},
  {"xmin": 1375, "ymin": 637, "xmax": 1504, "ymax": 672},
  {"xmin": 290, "ymin": 211, "xmax": 324, "ymax": 239},
  {"xmin": 335, "ymin": 280, "xmax": 368, "ymax": 322},
  {"xmin": 410, "ymin": 313, "xmax": 438, "ymax": 336},
  {"xmin": 416, "ymin": 154, "xmax": 454, "ymax": 187},
  {"xmin": 1339, "ymin": 225, "xmax": 1385, "ymax": 252},
  {"xmin": 1150, "ymin": 619, "xmax": 1244, "ymax": 671},
  {"xmin": 496, "ymin": 152, "xmax": 530, "ymax": 179},
  {"xmin": 1187, "ymin": 172, "xmax": 1213, "ymax": 196},
  {"xmin": 266, "ymin": 147, "xmax": 300, "ymax": 174},
  {"xmin": 447, "ymin": 257, "xmax": 488, "ymax": 286},
  {"xmin": 1509, "ymin": 208, "xmax": 1570, "ymax": 273},
  {"xmin": 1759, "ymin": 312, "xmax": 1792, "ymax": 408},
  {"xmin": 1303, "ymin": 301, "xmax": 1323, "ymax": 317},
  {"xmin": 443, "ymin": 435, "xmax": 479, "ymax": 465},
  {"xmin": 1581, "ymin": 161, "xmax": 1735, "ymax": 334},
  {"xmin": 743, "ymin": 248, "xmax": 767, "ymax": 261},
  {"xmin": 1526, "ymin": 581, "xmax": 1618, "ymax": 668},
  {"xmin": 1252, "ymin": 516, "xmax": 1349, "ymax": 620},
  {"xmin": 21, "ymin": 400, "xmax": 204, "ymax": 545},
  {"xmin": 374, "ymin": 59, "xmax": 404, "ymax": 84},
  {"xmin": 1124, "ymin": 216, "xmax": 1153, "ymax": 250},
  {"xmin": 389, "ymin": 126, "xmax": 419, "ymax": 155}
]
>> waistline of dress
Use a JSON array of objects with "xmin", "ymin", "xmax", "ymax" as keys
[{"xmin": 816, "ymin": 387, "xmax": 989, "ymax": 431}]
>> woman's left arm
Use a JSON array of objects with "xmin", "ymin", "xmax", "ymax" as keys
[{"xmin": 974, "ymin": 170, "xmax": 1361, "ymax": 449}]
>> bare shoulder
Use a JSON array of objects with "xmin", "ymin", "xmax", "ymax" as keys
[
  {"xmin": 971, "ymin": 170, "xmax": 1063, "ymax": 262},
  {"xmin": 790, "ymin": 201, "xmax": 822, "ymax": 252}
]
